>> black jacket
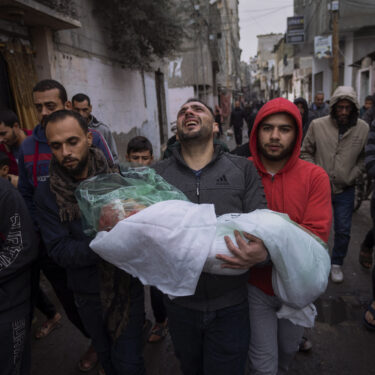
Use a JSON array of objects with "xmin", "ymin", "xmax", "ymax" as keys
[
  {"xmin": 0, "ymin": 179, "xmax": 37, "ymax": 322},
  {"xmin": 34, "ymin": 180, "xmax": 101, "ymax": 295},
  {"xmin": 230, "ymin": 107, "xmax": 245, "ymax": 128},
  {"xmin": 153, "ymin": 145, "xmax": 267, "ymax": 311}
]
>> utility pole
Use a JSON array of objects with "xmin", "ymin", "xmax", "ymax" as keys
[{"xmin": 331, "ymin": 0, "xmax": 340, "ymax": 92}]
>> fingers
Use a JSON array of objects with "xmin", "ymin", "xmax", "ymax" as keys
[
  {"xmin": 224, "ymin": 235, "xmax": 245, "ymax": 259},
  {"xmin": 243, "ymin": 232, "xmax": 261, "ymax": 242}
]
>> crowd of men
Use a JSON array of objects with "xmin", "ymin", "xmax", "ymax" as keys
[{"xmin": 0, "ymin": 78, "xmax": 374, "ymax": 375}]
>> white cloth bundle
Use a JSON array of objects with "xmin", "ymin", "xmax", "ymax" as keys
[
  {"xmin": 90, "ymin": 201, "xmax": 330, "ymax": 320},
  {"xmin": 91, "ymin": 201, "xmax": 217, "ymax": 297}
]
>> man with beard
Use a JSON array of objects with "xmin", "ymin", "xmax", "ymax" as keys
[
  {"xmin": 17, "ymin": 79, "xmax": 113, "ymax": 372},
  {"xmin": 0, "ymin": 109, "xmax": 32, "ymax": 186},
  {"xmin": 153, "ymin": 98, "xmax": 268, "ymax": 375},
  {"xmin": 34, "ymin": 110, "xmax": 145, "ymax": 375},
  {"xmin": 301, "ymin": 86, "xmax": 369, "ymax": 283},
  {"xmin": 223, "ymin": 97, "xmax": 332, "ymax": 374},
  {"xmin": 72, "ymin": 93, "xmax": 119, "ymax": 164}
]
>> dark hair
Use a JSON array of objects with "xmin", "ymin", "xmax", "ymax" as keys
[
  {"xmin": 0, "ymin": 151, "xmax": 10, "ymax": 168},
  {"xmin": 127, "ymin": 136, "xmax": 153, "ymax": 156},
  {"xmin": 365, "ymin": 95, "xmax": 373, "ymax": 103},
  {"xmin": 72, "ymin": 93, "xmax": 91, "ymax": 106},
  {"xmin": 33, "ymin": 79, "xmax": 68, "ymax": 104},
  {"xmin": 44, "ymin": 110, "xmax": 89, "ymax": 134},
  {"xmin": 183, "ymin": 98, "xmax": 214, "ymax": 117},
  {"xmin": 0, "ymin": 109, "xmax": 19, "ymax": 127}
]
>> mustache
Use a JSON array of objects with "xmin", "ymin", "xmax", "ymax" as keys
[
  {"xmin": 62, "ymin": 157, "xmax": 78, "ymax": 164},
  {"xmin": 265, "ymin": 143, "xmax": 282, "ymax": 147}
]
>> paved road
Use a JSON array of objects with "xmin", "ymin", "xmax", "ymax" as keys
[{"xmin": 30, "ymin": 144, "xmax": 375, "ymax": 374}]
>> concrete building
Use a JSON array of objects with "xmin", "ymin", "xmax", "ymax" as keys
[
  {"xmin": 0, "ymin": 0, "xmax": 170, "ymax": 160},
  {"xmin": 273, "ymin": 36, "xmax": 295, "ymax": 100},
  {"xmin": 294, "ymin": 0, "xmax": 375, "ymax": 104},
  {"xmin": 255, "ymin": 33, "xmax": 283, "ymax": 100},
  {"xmin": 167, "ymin": 0, "xmax": 241, "ymax": 121}
]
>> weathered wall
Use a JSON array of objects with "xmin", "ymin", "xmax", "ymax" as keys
[
  {"xmin": 167, "ymin": 86, "xmax": 195, "ymax": 124},
  {"xmin": 46, "ymin": 0, "xmax": 165, "ymax": 160},
  {"xmin": 53, "ymin": 52, "xmax": 162, "ymax": 160}
]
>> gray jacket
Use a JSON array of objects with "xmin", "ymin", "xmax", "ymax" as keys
[
  {"xmin": 153, "ymin": 145, "xmax": 267, "ymax": 311},
  {"xmin": 88, "ymin": 115, "xmax": 119, "ymax": 164}
]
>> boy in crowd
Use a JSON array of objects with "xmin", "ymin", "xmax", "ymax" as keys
[
  {"xmin": 0, "ymin": 151, "xmax": 11, "ymax": 184},
  {"xmin": 126, "ymin": 136, "xmax": 154, "ymax": 166}
]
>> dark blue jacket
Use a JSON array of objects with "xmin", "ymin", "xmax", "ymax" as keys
[
  {"xmin": 18, "ymin": 124, "xmax": 113, "ymax": 219},
  {"xmin": 34, "ymin": 180, "xmax": 100, "ymax": 295},
  {"xmin": 0, "ymin": 179, "xmax": 38, "ymax": 322}
]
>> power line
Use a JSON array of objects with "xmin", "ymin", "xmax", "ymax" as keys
[{"xmin": 342, "ymin": 0, "xmax": 375, "ymax": 8}]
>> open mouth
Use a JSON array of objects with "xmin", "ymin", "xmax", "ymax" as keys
[{"xmin": 184, "ymin": 119, "xmax": 199, "ymax": 129}]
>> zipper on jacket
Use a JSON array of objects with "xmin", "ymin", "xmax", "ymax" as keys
[{"xmin": 196, "ymin": 175, "xmax": 201, "ymax": 204}]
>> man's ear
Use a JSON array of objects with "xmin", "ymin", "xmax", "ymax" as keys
[
  {"xmin": 65, "ymin": 101, "xmax": 72, "ymax": 110},
  {"xmin": 126, "ymin": 154, "xmax": 131, "ymax": 162},
  {"xmin": 0, "ymin": 165, "xmax": 9, "ymax": 177},
  {"xmin": 87, "ymin": 130, "xmax": 93, "ymax": 146},
  {"xmin": 13, "ymin": 122, "xmax": 20, "ymax": 130},
  {"xmin": 213, "ymin": 122, "xmax": 219, "ymax": 134}
]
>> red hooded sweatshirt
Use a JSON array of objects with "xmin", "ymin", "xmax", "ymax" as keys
[{"xmin": 248, "ymin": 98, "xmax": 332, "ymax": 296}]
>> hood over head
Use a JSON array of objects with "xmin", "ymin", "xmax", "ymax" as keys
[
  {"xmin": 330, "ymin": 86, "xmax": 360, "ymax": 111},
  {"xmin": 249, "ymin": 97, "xmax": 302, "ymax": 175},
  {"xmin": 32, "ymin": 124, "xmax": 48, "ymax": 143},
  {"xmin": 293, "ymin": 97, "xmax": 309, "ymax": 125}
]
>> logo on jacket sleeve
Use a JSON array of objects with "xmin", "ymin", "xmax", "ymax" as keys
[{"xmin": 216, "ymin": 174, "xmax": 229, "ymax": 185}]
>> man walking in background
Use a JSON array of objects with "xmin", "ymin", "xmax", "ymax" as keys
[
  {"xmin": 72, "ymin": 93, "xmax": 119, "ymax": 164},
  {"xmin": 309, "ymin": 91, "xmax": 329, "ymax": 120},
  {"xmin": 301, "ymin": 86, "xmax": 369, "ymax": 283},
  {"xmin": 230, "ymin": 100, "xmax": 246, "ymax": 146}
]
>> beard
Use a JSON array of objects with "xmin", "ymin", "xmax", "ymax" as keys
[
  {"xmin": 331, "ymin": 104, "xmax": 358, "ymax": 128},
  {"xmin": 177, "ymin": 124, "xmax": 213, "ymax": 144},
  {"xmin": 60, "ymin": 149, "xmax": 90, "ymax": 177},
  {"xmin": 258, "ymin": 140, "xmax": 295, "ymax": 162},
  {"xmin": 7, "ymin": 129, "xmax": 18, "ymax": 147}
]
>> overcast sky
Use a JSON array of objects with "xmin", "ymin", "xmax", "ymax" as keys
[{"xmin": 238, "ymin": 0, "xmax": 294, "ymax": 62}]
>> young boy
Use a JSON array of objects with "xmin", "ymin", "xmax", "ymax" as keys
[
  {"xmin": 126, "ymin": 136, "xmax": 168, "ymax": 343},
  {"xmin": 0, "ymin": 151, "xmax": 17, "ymax": 187},
  {"xmin": 126, "ymin": 136, "xmax": 154, "ymax": 166}
]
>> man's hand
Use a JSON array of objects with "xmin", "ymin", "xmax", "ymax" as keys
[{"xmin": 216, "ymin": 230, "xmax": 268, "ymax": 269}]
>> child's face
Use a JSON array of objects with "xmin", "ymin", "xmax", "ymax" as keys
[
  {"xmin": 0, "ymin": 165, "xmax": 9, "ymax": 178},
  {"xmin": 126, "ymin": 150, "xmax": 153, "ymax": 166}
]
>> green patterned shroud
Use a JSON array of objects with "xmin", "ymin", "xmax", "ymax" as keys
[{"xmin": 75, "ymin": 167, "xmax": 189, "ymax": 236}]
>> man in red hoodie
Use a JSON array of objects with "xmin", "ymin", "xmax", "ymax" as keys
[{"xmin": 218, "ymin": 98, "xmax": 332, "ymax": 374}]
